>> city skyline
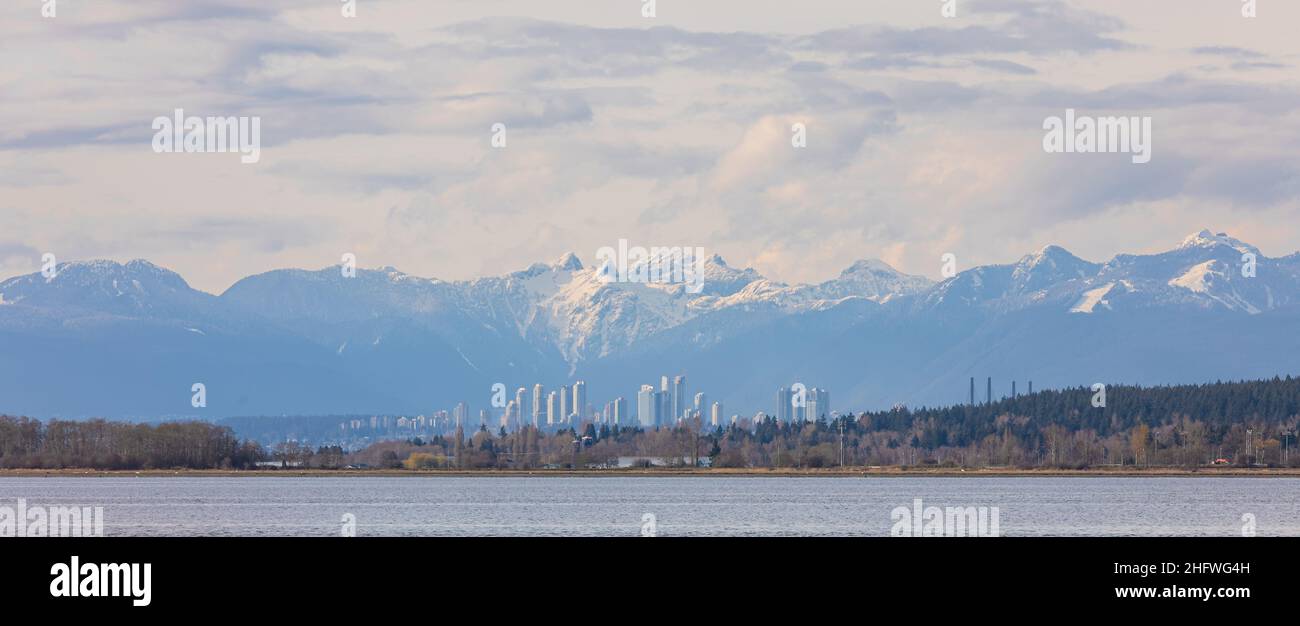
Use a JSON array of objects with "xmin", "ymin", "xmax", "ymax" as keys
[{"xmin": 338, "ymin": 374, "xmax": 840, "ymax": 443}]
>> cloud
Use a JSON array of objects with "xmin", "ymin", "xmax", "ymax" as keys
[
  {"xmin": 1192, "ymin": 46, "xmax": 1265, "ymax": 59},
  {"xmin": 1, "ymin": 2, "xmax": 1298, "ymax": 293}
]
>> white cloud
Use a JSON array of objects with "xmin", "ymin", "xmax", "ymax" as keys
[{"xmin": 1, "ymin": 0, "xmax": 1299, "ymax": 292}]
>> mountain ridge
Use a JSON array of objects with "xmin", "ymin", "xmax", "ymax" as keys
[{"xmin": 2, "ymin": 231, "xmax": 1298, "ymax": 420}]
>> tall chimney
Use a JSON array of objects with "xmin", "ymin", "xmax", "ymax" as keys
[
  {"xmin": 986, "ymin": 377, "xmax": 991, "ymax": 404},
  {"xmin": 970, "ymin": 377, "xmax": 975, "ymax": 405}
]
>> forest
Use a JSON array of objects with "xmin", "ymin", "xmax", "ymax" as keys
[
  {"xmin": 3, "ymin": 376, "xmax": 1299, "ymax": 470},
  {"xmin": 0, "ymin": 418, "xmax": 264, "ymax": 469},
  {"xmin": 349, "ymin": 378, "xmax": 1300, "ymax": 470}
]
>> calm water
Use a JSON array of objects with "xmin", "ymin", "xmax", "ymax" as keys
[{"xmin": 2, "ymin": 476, "xmax": 1298, "ymax": 537}]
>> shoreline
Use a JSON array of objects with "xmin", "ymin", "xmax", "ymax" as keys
[{"xmin": 3, "ymin": 467, "xmax": 1300, "ymax": 478}]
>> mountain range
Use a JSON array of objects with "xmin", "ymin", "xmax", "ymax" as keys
[{"xmin": 2, "ymin": 230, "xmax": 1298, "ymax": 420}]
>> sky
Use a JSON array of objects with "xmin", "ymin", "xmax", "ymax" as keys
[{"xmin": 2, "ymin": 0, "xmax": 1299, "ymax": 294}]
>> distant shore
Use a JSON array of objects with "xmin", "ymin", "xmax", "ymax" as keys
[{"xmin": 3, "ymin": 466, "xmax": 1300, "ymax": 478}]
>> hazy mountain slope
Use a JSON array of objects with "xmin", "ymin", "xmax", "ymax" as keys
[{"xmin": 0, "ymin": 231, "xmax": 1296, "ymax": 419}]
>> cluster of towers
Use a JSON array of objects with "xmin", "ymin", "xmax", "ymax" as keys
[
  {"xmin": 969, "ymin": 377, "xmax": 1033, "ymax": 405},
  {"xmin": 636, "ymin": 375, "xmax": 727, "ymax": 429}
]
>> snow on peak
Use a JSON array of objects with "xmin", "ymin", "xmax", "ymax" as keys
[
  {"xmin": 124, "ymin": 259, "xmax": 164, "ymax": 271},
  {"xmin": 48, "ymin": 258, "xmax": 192, "ymax": 290},
  {"xmin": 839, "ymin": 258, "xmax": 901, "ymax": 277},
  {"xmin": 1169, "ymin": 260, "xmax": 1220, "ymax": 293},
  {"xmin": 552, "ymin": 252, "xmax": 583, "ymax": 271},
  {"xmin": 1017, "ymin": 244, "xmax": 1089, "ymax": 272},
  {"xmin": 1165, "ymin": 259, "xmax": 1262, "ymax": 313},
  {"xmin": 810, "ymin": 259, "xmax": 932, "ymax": 303},
  {"xmin": 1070, "ymin": 282, "xmax": 1116, "ymax": 314},
  {"xmin": 1178, "ymin": 230, "xmax": 1258, "ymax": 255},
  {"xmin": 1009, "ymin": 245, "xmax": 1097, "ymax": 296}
]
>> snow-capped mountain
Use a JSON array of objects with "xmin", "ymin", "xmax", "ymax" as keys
[
  {"xmin": 917, "ymin": 230, "xmax": 1300, "ymax": 317},
  {"xmin": 2, "ymin": 231, "xmax": 1298, "ymax": 420},
  {"xmin": 0, "ymin": 259, "xmax": 216, "ymax": 319}
]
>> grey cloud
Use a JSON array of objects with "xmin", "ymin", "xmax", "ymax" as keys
[
  {"xmin": 1023, "ymin": 74, "xmax": 1300, "ymax": 115},
  {"xmin": 1192, "ymin": 46, "xmax": 1265, "ymax": 59},
  {"xmin": 969, "ymin": 58, "xmax": 1038, "ymax": 75},
  {"xmin": 1016, "ymin": 153, "xmax": 1195, "ymax": 221},
  {"xmin": 0, "ymin": 242, "xmax": 40, "ymax": 264},
  {"xmin": 801, "ymin": 0, "xmax": 1130, "ymax": 57},
  {"xmin": 437, "ymin": 18, "xmax": 790, "ymax": 76},
  {"xmin": 784, "ymin": 73, "xmax": 894, "ymax": 110},
  {"xmin": 1231, "ymin": 61, "xmax": 1289, "ymax": 71},
  {"xmin": 0, "ymin": 123, "xmax": 140, "ymax": 150},
  {"xmin": 1185, "ymin": 160, "xmax": 1300, "ymax": 208},
  {"xmin": 788, "ymin": 61, "xmax": 829, "ymax": 73},
  {"xmin": 843, "ymin": 55, "xmax": 941, "ymax": 72},
  {"xmin": 889, "ymin": 80, "xmax": 986, "ymax": 111},
  {"xmin": 133, "ymin": 217, "xmax": 329, "ymax": 255}
]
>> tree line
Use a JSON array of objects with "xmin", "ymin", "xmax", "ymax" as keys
[
  {"xmin": 3, "ymin": 376, "xmax": 1299, "ymax": 470},
  {"xmin": 0, "ymin": 418, "xmax": 265, "ymax": 469},
  {"xmin": 353, "ymin": 377, "xmax": 1300, "ymax": 470}
]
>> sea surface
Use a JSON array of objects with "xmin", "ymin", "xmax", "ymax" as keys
[{"xmin": 2, "ymin": 476, "xmax": 1297, "ymax": 537}]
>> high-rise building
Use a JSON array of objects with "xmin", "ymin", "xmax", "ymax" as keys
[
  {"xmin": 503, "ymin": 400, "xmax": 517, "ymax": 430},
  {"xmin": 613, "ymin": 396, "xmax": 627, "ymax": 426},
  {"xmin": 710, "ymin": 401, "xmax": 723, "ymax": 427},
  {"xmin": 572, "ymin": 381, "xmax": 587, "ymax": 425},
  {"xmin": 546, "ymin": 391, "xmax": 558, "ymax": 427},
  {"xmin": 515, "ymin": 387, "xmax": 527, "ymax": 425},
  {"xmin": 659, "ymin": 376, "xmax": 671, "ymax": 423},
  {"xmin": 532, "ymin": 384, "xmax": 544, "ymax": 426},
  {"xmin": 694, "ymin": 392, "xmax": 707, "ymax": 417},
  {"xmin": 776, "ymin": 387, "xmax": 792, "ymax": 422},
  {"xmin": 807, "ymin": 388, "xmax": 830, "ymax": 421},
  {"xmin": 672, "ymin": 375, "xmax": 687, "ymax": 422},
  {"xmin": 559, "ymin": 385, "xmax": 570, "ymax": 427},
  {"xmin": 453, "ymin": 402, "xmax": 467, "ymax": 427},
  {"xmin": 637, "ymin": 385, "xmax": 657, "ymax": 428}
]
